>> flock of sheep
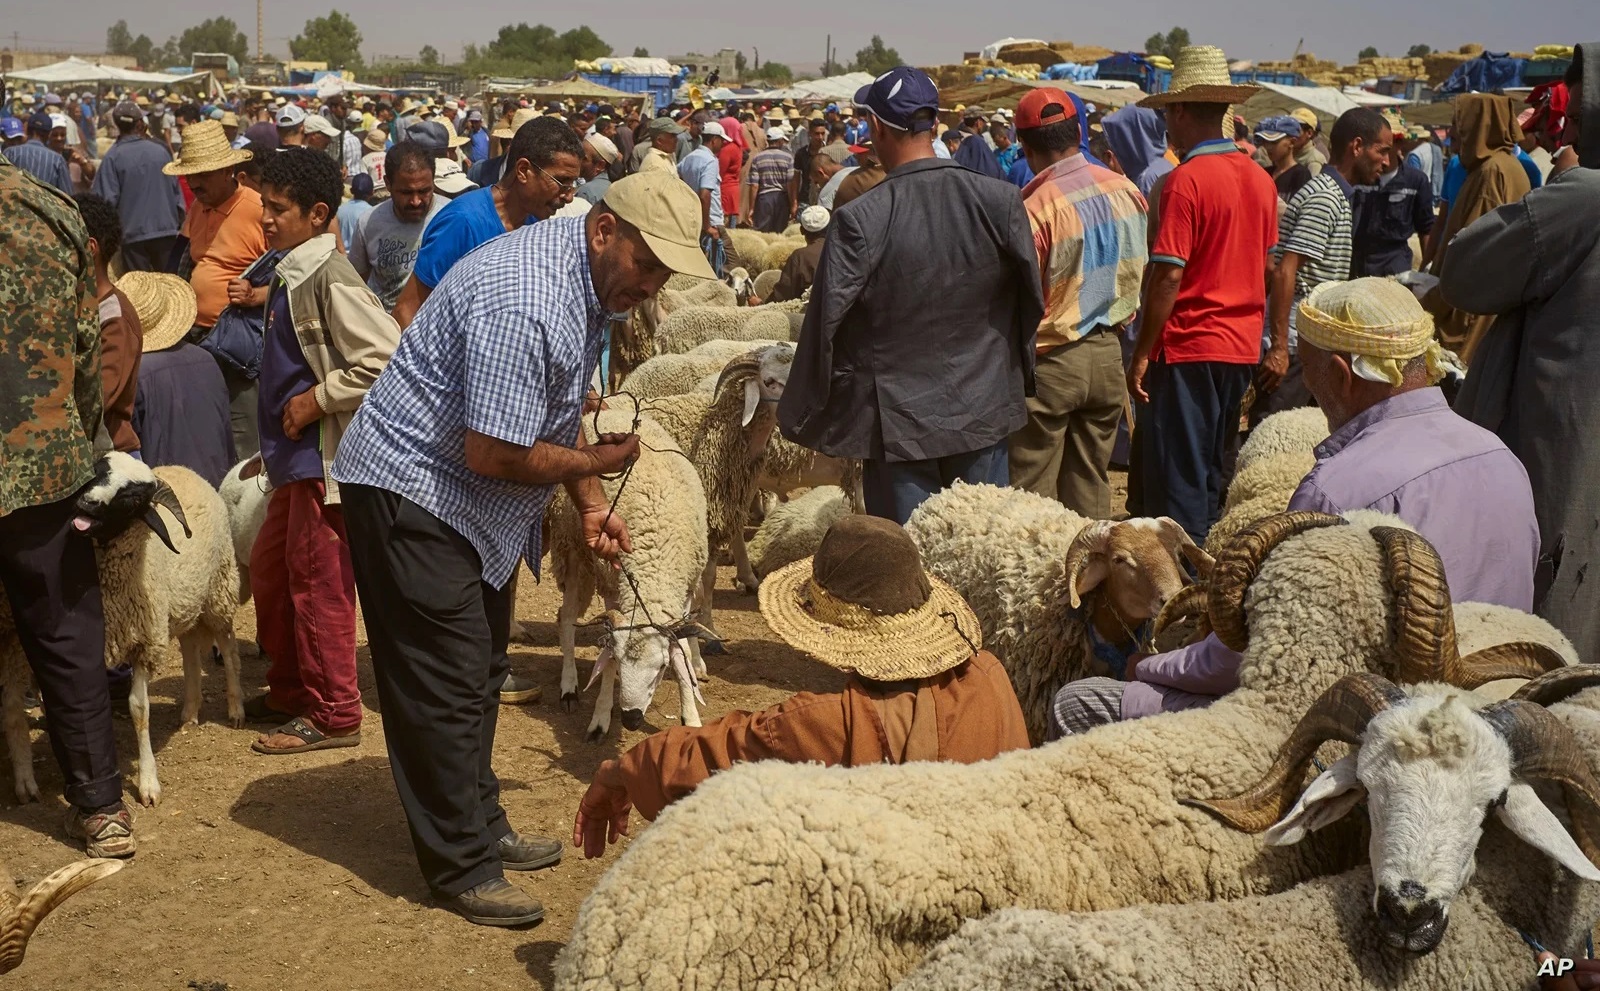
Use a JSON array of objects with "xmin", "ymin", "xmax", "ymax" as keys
[{"xmin": 2, "ymin": 239, "xmax": 1594, "ymax": 988}]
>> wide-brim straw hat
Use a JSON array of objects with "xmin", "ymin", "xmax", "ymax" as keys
[
  {"xmin": 493, "ymin": 107, "xmax": 540, "ymax": 139},
  {"xmin": 758, "ymin": 516, "xmax": 982, "ymax": 681},
  {"xmin": 119, "ymin": 272, "xmax": 197, "ymax": 353},
  {"xmin": 440, "ymin": 119, "xmax": 470, "ymax": 148},
  {"xmin": 1139, "ymin": 46, "xmax": 1259, "ymax": 108},
  {"xmin": 363, "ymin": 127, "xmax": 387, "ymax": 152},
  {"xmin": 162, "ymin": 120, "xmax": 251, "ymax": 176}
]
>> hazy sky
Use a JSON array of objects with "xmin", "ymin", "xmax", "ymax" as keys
[{"xmin": 8, "ymin": 0, "xmax": 1590, "ymax": 72}]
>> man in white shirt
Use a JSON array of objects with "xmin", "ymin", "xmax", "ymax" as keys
[{"xmin": 677, "ymin": 120, "xmax": 728, "ymax": 275}]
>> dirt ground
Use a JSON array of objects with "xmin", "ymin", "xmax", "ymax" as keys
[{"xmin": 2, "ymin": 474, "xmax": 1129, "ymax": 990}]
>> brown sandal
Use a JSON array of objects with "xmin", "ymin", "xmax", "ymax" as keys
[{"xmin": 251, "ymin": 716, "xmax": 360, "ymax": 755}]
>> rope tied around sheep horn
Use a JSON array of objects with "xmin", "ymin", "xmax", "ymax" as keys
[{"xmin": 0, "ymin": 858, "xmax": 124, "ymax": 975}]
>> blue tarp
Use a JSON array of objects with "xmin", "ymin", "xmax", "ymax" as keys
[
  {"xmin": 1043, "ymin": 62, "xmax": 1100, "ymax": 82},
  {"xmin": 1437, "ymin": 52, "xmax": 1527, "ymax": 95}
]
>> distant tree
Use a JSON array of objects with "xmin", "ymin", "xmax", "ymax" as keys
[
  {"xmin": 419, "ymin": 44, "xmax": 439, "ymax": 66},
  {"xmin": 106, "ymin": 20, "xmax": 133, "ymax": 55},
  {"xmin": 632, "ymin": 46, "xmax": 649, "ymax": 58},
  {"xmin": 1143, "ymin": 27, "xmax": 1191, "ymax": 60},
  {"xmin": 1358, "ymin": 46, "xmax": 1381, "ymax": 60},
  {"xmin": 290, "ymin": 11, "xmax": 365, "ymax": 70},
  {"xmin": 735, "ymin": 50, "xmax": 748, "ymax": 77},
  {"xmin": 557, "ymin": 27, "xmax": 608, "ymax": 60},
  {"xmin": 760, "ymin": 61, "xmax": 794, "ymax": 85},
  {"xmin": 1406, "ymin": 44, "xmax": 1432, "ymax": 58},
  {"xmin": 849, "ymin": 35, "xmax": 902, "ymax": 76},
  {"xmin": 821, "ymin": 58, "xmax": 846, "ymax": 76},
  {"xmin": 175, "ymin": 17, "xmax": 249, "ymax": 62}
]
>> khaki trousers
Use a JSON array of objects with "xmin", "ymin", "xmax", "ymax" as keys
[{"xmin": 1009, "ymin": 331, "xmax": 1126, "ymax": 518}]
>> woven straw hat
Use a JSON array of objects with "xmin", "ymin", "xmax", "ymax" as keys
[
  {"xmin": 440, "ymin": 119, "xmax": 470, "ymax": 148},
  {"xmin": 758, "ymin": 516, "xmax": 982, "ymax": 681},
  {"xmin": 1138, "ymin": 46, "xmax": 1259, "ymax": 108},
  {"xmin": 364, "ymin": 127, "xmax": 387, "ymax": 152},
  {"xmin": 119, "ymin": 273, "xmax": 197, "ymax": 353},
  {"xmin": 162, "ymin": 120, "xmax": 251, "ymax": 176},
  {"xmin": 493, "ymin": 107, "xmax": 540, "ymax": 139}
]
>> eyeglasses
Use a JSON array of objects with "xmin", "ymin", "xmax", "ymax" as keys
[{"xmin": 534, "ymin": 162, "xmax": 584, "ymax": 193}]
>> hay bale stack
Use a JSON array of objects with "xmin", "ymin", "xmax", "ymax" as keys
[{"xmin": 996, "ymin": 42, "xmax": 1066, "ymax": 68}]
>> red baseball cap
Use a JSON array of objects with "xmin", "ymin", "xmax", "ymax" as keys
[{"xmin": 1014, "ymin": 88, "xmax": 1077, "ymax": 130}]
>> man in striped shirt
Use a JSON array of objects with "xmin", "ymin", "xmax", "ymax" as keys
[
  {"xmin": 1008, "ymin": 88, "xmax": 1148, "ymax": 517},
  {"xmin": 1260, "ymin": 108, "xmax": 1391, "ymax": 417},
  {"xmin": 2, "ymin": 112, "xmax": 73, "ymax": 194}
]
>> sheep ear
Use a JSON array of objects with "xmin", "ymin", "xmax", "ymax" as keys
[
  {"xmin": 674, "ymin": 621, "xmax": 718, "ymax": 643},
  {"xmin": 1496, "ymin": 782, "xmax": 1600, "ymax": 881},
  {"xmin": 584, "ymin": 644, "xmax": 615, "ymax": 692},
  {"xmin": 1264, "ymin": 755, "xmax": 1365, "ymax": 846},
  {"xmin": 741, "ymin": 378, "xmax": 762, "ymax": 427}
]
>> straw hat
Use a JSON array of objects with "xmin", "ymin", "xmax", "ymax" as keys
[
  {"xmin": 162, "ymin": 120, "xmax": 251, "ymax": 176},
  {"xmin": 439, "ymin": 119, "xmax": 470, "ymax": 148},
  {"xmin": 363, "ymin": 127, "xmax": 387, "ymax": 152},
  {"xmin": 493, "ymin": 106, "xmax": 540, "ymax": 139},
  {"xmin": 758, "ymin": 516, "xmax": 982, "ymax": 681},
  {"xmin": 1138, "ymin": 46, "xmax": 1259, "ymax": 108},
  {"xmin": 119, "ymin": 273, "xmax": 198, "ymax": 353}
]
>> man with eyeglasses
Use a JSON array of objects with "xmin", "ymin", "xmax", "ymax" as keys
[{"xmin": 392, "ymin": 116, "xmax": 583, "ymax": 327}]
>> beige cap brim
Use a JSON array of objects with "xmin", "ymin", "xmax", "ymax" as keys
[{"xmin": 638, "ymin": 228, "xmax": 716, "ymax": 280}]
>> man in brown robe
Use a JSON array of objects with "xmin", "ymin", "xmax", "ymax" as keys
[{"xmin": 573, "ymin": 515, "xmax": 1030, "ymax": 857}]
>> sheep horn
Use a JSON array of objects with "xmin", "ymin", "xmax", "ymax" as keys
[
  {"xmin": 1157, "ymin": 517, "xmax": 1215, "ymax": 580},
  {"xmin": 0, "ymin": 858, "xmax": 124, "ymax": 975},
  {"xmin": 1182, "ymin": 672, "xmax": 1406, "ymax": 833},
  {"xmin": 1152, "ymin": 582, "xmax": 1211, "ymax": 641},
  {"xmin": 1063, "ymin": 520, "xmax": 1114, "ymax": 610},
  {"xmin": 1480, "ymin": 700, "xmax": 1600, "ymax": 869},
  {"xmin": 140, "ymin": 480, "xmax": 189, "ymax": 554},
  {"xmin": 714, "ymin": 354, "xmax": 763, "ymax": 394},
  {"xmin": 1512, "ymin": 666, "xmax": 1600, "ymax": 708},
  {"xmin": 1369, "ymin": 525, "xmax": 1457, "ymax": 684},
  {"xmin": 1207, "ymin": 512, "xmax": 1347, "ymax": 651},
  {"xmin": 1452, "ymin": 642, "xmax": 1570, "ymax": 688}
]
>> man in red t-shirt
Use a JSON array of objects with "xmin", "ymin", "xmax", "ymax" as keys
[{"xmin": 1125, "ymin": 51, "xmax": 1278, "ymax": 539}]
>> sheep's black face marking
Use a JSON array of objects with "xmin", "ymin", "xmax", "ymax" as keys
[{"xmin": 73, "ymin": 463, "xmax": 158, "ymax": 545}]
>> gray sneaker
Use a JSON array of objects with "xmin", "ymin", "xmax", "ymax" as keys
[
  {"xmin": 64, "ymin": 804, "xmax": 137, "ymax": 859},
  {"xmin": 442, "ymin": 877, "xmax": 545, "ymax": 927},
  {"xmin": 498, "ymin": 672, "xmax": 542, "ymax": 706},
  {"xmin": 498, "ymin": 831, "xmax": 563, "ymax": 871}
]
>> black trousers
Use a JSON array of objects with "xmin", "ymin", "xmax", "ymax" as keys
[
  {"xmin": 1128, "ymin": 359, "xmax": 1253, "ymax": 542},
  {"xmin": 119, "ymin": 235, "xmax": 176, "ymax": 274},
  {"xmin": 340, "ymin": 483, "xmax": 514, "ymax": 897},
  {"xmin": 0, "ymin": 492, "xmax": 121, "ymax": 810}
]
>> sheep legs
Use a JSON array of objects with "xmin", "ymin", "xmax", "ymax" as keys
[
  {"xmin": 178, "ymin": 627, "xmax": 244, "ymax": 730},
  {"xmin": 556, "ymin": 565, "xmax": 596, "ymax": 713},
  {"xmin": 587, "ymin": 663, "xmax": 616, "ymax": 742},
  {"xmin": 698, "ymin": 558, "xmax": 726, "ymax": 655},
  {"xmin": 730, "ymin": 527, "xmax": 759, "ymax": 594},
  {"xmin": 128, "ymin": 666, "xmax": 160, "ymax": 807},
  {"xmin": 2, "ymin": 672, "xmax": 39, "ymax": 804}
]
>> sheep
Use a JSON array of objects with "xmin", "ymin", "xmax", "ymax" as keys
[
  {"xmin": 629, "ymin": 275, "xmax": 745, "ymax": 366},
  {"xmin": 1205, "ymin": 451, "xmax": 1317, "ymax": 555},
  {"xmin": 756, "ymin": 237, "xmax": 806, "ymax": 275},
  {"xmin": 547, "ymin": 408, "xmax": 711, "ymax": 739},
  {"xmin": 2, "ymin": 454, "xmax": 244, "ymax": 806},
  {"xmin": 554, "ymin": 512, "xmax": 1570, "ymax": 991},
  {"xmin": 904, "ymin": 482, "xmax": 1215, "ymax": 743},
  {"xmin": 757, "ymin": 434, "xmax": 862, "ymax": 510},
  {"xmin": 617, "ymin": 339, "xmax": 782, "ymax": 400},
  {"xmin": 0, "ymin": 857, "xmax": 124, "ymax": 975},
  {"xmin": 217, "ymin": 454, "xmax": 271, "ymax": 603},
  {"xmin": 893, "ymin": 667, "xmax": 1600, "ymax": 991},
  {"xmin": 635, "ymin": 345, "xmax": 793, "ymax": 640},
  {"xmin": 655, "ymin": 303, "xmax": 804, "ymax": 355},
  {"xmin": 751, "ymin": 268, "xmax": 780, "ymax": 302},
  {"xmin": 746, "ymin": 485, "xmax": 855, "ymax": 580},
  {"xmin": 725, "ymin": 228, "xmax": 784, "ymax": 272}
]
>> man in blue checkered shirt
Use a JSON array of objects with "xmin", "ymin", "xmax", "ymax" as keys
[{"xmin": 331, "ymin": 171, "xmax": 715, "ymax": 928}]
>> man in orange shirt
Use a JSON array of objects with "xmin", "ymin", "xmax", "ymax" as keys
[{"xmin": 165, "ymin": 120, "xmax": 267, "ymax": 457}]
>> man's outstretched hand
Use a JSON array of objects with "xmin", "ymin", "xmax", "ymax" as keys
[{"xmin": 574, "ymin": 759, "xmax": 633, "ymax": 858}]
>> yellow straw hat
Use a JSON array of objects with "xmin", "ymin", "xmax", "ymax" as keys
[
  {"xmin": 440, "ymin": 118, "xmax": 470, "ymax": 148},
  {"xmin": 758, "ymin": 515, "xmax": 982, "ymax": 681},
  {"xmin": 493, "ymin": 106, "xmax": 540, "ymax": 139},
  {"xmin": 118, "ymin": 273, "xmax": 198, "ymax": 353},
  {"xmin": 1138, "ymin": 45, "xmax": 1260, "ymax": 108},
  {"xmin": 162, "ymin": 120, "xmax": 250, "ymax": 176}
]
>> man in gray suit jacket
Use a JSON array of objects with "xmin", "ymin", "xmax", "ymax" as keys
[{"xmin": 778, "ymin": 66, "xmax": 1044, "ymax": 524}]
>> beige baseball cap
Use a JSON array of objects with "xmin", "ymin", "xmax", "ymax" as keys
[{"xmin": 601, "ymin": 172, "xmax": 716, "ymax": 280}]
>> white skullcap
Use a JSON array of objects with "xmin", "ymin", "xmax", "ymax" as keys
[
  {"xmin": 799, "ymin": 205, "xmax": 830, "ymax": 233},
  {"xmin": 586, "ymin": 133, "xmax": 620, "ymax": 164}
]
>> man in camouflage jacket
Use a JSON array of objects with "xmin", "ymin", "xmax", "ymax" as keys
[{"xmin": 0, "ymin": 155, "xmax": 136, "ymax": 859}]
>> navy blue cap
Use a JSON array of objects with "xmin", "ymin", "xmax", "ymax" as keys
[
  {"xmin": 404, "ymin": 120, "xmax": 449, "ymax": 152},
  {"xmin": 853, "ymin": 67, "xmax": 940, "ymax": 133},
  {"xmin": 350, "ymin": 173, "xmax": 375, "ymax": 198},
  {"xmin": 27, "ymin": 111, "xmax": 54, "ymax": 135}
]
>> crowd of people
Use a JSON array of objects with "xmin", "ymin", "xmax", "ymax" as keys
[{"xmin": 0, "ymin": 41, "xmax": 1595, "ymax": 950}]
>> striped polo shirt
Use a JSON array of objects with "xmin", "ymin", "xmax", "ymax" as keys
[{"xmin": 1274, "ymin": 168, "xmax": 1354, "ymax": 347}]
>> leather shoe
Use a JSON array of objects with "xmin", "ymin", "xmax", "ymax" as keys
[
  {"xmin": 498, "ymin": 831, "xmax": 562, "ymax": 871},
  {"xmin": 442, "ymin": 877, "xmax": 545, "ymax": 927}
]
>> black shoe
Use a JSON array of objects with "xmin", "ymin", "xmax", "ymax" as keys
[
  {"xmin": 498, "ymin": 831, "xmax": 563, "ymax": 871},
  {"xmin": 498, "ymin": 672, "xmax": 542, "ymax": 706},
  {"xmin": 442, "ymin": 878, "xmax": 544, "ymax": 927}
]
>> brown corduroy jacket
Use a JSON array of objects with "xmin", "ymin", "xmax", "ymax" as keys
[{"xmin": 617, "ymin": 649, "xmax": 1029, "ymax": 821}]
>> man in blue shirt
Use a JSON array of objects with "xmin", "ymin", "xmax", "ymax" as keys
[
  {"xmin": 331, "ymin": 172, "xmax": 715, "ymax": 927},
  {"xmin": 392, "ymin": 116, "xmax": 583, "ymax": 327},
  {"xmin": 2, "ymin": 112, "xmax": 73, "ymax": 194},
  {"xmin": 677, "ymin": 119, "xmax": 728, "ymax": 275},
  {"xmin": 91, "ymin": 102, "xmax": 184, "ymax": 272},
  {"xmin": 464, "ymin": 109, "xmax": 489, "ymax": 164}
]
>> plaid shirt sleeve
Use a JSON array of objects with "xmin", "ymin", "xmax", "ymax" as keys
[{"xmin": 463, "ymin": 306, "xmax": 550, "ymax": 448}]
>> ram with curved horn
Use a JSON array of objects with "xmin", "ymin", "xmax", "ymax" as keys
[
  {"xmin": 557, "ymin": 512, "xmax": 1577, "ymax": 991},
  {"xmin": 0, "ymin": 858, "xmax": 124, "ymax": 975}
]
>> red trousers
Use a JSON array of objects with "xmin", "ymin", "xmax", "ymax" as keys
[{"xmin": 250, "ymin": 479, "xmax": 362, "ymax": 733}]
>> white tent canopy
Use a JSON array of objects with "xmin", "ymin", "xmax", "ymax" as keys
[
  {"xmin": 748, "ymin": 72, "xmax": 876, "ymax": 103},
  {"xmin": 8, "ymin": 56, "xmax": 217, "ymax": 93},
  {"xmin": 1242, "ymin": 80, "xmax": 1411, "ymax": 126}
]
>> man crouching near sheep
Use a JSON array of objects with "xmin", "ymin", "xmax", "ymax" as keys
[
  {"xmin": 573, "ymin": 515, "xmax": 1030, "ymax": 858},
  {"xmin": 330, "ymin": 172, "xmax": 715, "ymax": 928},
  {"xmin": 1050, "ymin": 278, "xmax": 1541, "ymax": 737}
]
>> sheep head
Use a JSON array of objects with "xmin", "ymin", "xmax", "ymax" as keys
[
  {"xmin": 1063, "ymin": 517, "xmax": 1213, "ymax": 626},
  {"xmin": 1185, "ymin": 671, "xmax": 1600, "ymax": 955},
  {"xmin": 724, "ymin": 266, "xmax": 754, "ymax": 304},
  {"xmin": 592, "ymin": 607, "xmax": 708, "ymax": 733},
  {"xmin": 711, "ymin": 344, "xmax": 794, "ymax": 460},
  {"xmin": 0, "ymin": 858, "xmax": 124, "ymax": 974},
  {"xmin": 71, "ymin": 452, "xmax": 191, "ymax": 553}
]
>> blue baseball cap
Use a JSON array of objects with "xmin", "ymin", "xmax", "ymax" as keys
[
  {"xmin": 404, "ymin": 119, "xmax": 449, "ymax": 152},
  {"xmin": 27, "ymin": 111, "xmax": 54, "ymax": 135},
  {"xmin": 853, "ymin": 67, "xmax": 940, "ymax": 133},
  {"xmin": 825, "ymin": 103, "xmax": 838, "ymax": 112},
  {"xmin": 1253, "ymin": 115, "xmax": 1303, "ymax": 142},
  {"xmin": 0, "ymin": 117, "xmax": 22, "ymax": 140}
]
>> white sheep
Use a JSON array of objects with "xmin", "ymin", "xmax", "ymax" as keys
[
  {"xmin": 655, "ymin": 304, "xmax": 800, "ymax": 355},
  {"xmin": 617, "ymin": 339, "xmax": 782, "ymax": 400},
  {"xmin": 636, "ymin": 345, "xmax": 793, "ymax": 640},
  {"xmin": 905, "ymin": 482, "xmax": 1215, "ymax": 743},
  {"xmin": 746, "ymin": 485, "xmax": 855, "ymax": 580},
  {"xmin": 0, "ymin": 857, "xmax": 124, "ymax": 975},
  {"xmin": 546, "ymin": 409, "xmax": 711, "ymax": 739},
  {"xmin": 1234, "ymin": 406, "xmax": 1329, "ymax": 475},
  {"xmin": 1204, "ymin": 408, "xmax": 1328, "ymax": 554},
  {"xmin": 894, "ymin": 668, "xmax": 1600, "ymax": 991},
  {"xmin": 751, "ymin": 268, "xmax": 780, "ymax": 302},
  {"xmin": 554, "ymin": 512, "xmax": 1571, "ymax": 991},
  {"xmin": 2, "ymin": 454, "xmax": 244, "ymax": 806},
  {"xmin": 725, "ymin": 228, "xmax": 784, "ymax": 272},
  {"xmin": 217, "ymin": 454, "xmax": 272, "ymax": 603}
]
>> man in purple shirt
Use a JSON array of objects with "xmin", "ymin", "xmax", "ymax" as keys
[{"xmin": 1050, "ymin": 278, "xmax": 1539, "ymax": 736}]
